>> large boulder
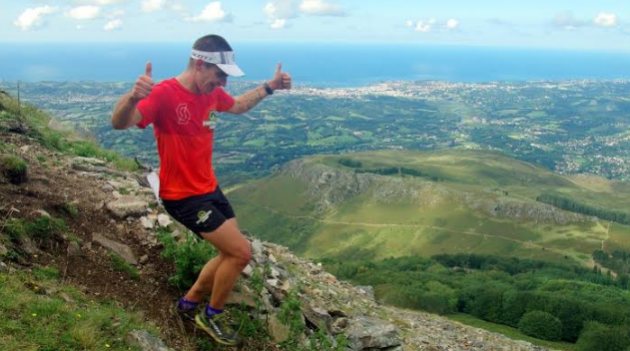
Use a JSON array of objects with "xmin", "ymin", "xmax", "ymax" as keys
[
  {"xmin": 127, "ymin": 330, "xmax": 173, "ymax": 351},
  {"xmin": 106, "ymin": 196, "xmax": 148, "ymax": 218},
  {"xmin": 345, "ymin": 316, "xmax": 402, "ymax": 351},
  {"xmin": 93, "ymin": 233, "xmax": 137, "ymax": 265}
]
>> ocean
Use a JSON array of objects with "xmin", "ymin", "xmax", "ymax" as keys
[{"xmin": 2, "ymin": 43, "xmax": 630, "ymax": 87}]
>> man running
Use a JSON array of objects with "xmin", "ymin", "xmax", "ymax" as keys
[{"xmin": 111, "ymin": 34, "xmax": 292, "ymax": 345}]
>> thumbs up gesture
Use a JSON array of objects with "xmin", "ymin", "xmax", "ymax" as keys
[
  {"xmin": 131, "ymin": 62, "xmax": 154, "ymax": 101},
  {"xmin": 267, "ymin": 62, "xmax": 292, "ymax": 91}
]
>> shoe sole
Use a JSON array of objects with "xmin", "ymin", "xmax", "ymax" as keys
[
  {"xmin": 171, "ymin": 303, "xmax": 196, "ymax": 322},
  {"xmin": 195, "ymin": 314, "xmax": 239, "ymax": 346}
]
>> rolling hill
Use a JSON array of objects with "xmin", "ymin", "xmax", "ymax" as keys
[{"xmin": 229, "ymin": 149, "xmax": 630, "ymax": 266}]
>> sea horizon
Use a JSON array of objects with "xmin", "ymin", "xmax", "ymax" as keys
[{"xmin": 2, "ymin": 43, "xmax": 630, "ymax": 87}]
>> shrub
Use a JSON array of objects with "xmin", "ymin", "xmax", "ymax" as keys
[
  {"xmin": 1, "ymin": 155, "xmax": 28, "ymax": 184},
  {"xmin": 3, "ymin": 216, "xmax": 66, "ymax": 242},
  {"xmin": 26, "ymin": 216, "xmax": 67, "ymax": 241},
  {"xmin": 3, "ymin": 218, "xmax": 27, "ymax": 241},
  {"xmin": 157, "ymin": 228, "xmax": 217, "ymax": 289},
  {"xmin": 518, "ymin": 310, "xmax": 563, "ymax": 341},
  {"xmin": 576, "ymin": 321, "xmax": 630, "ymax": 351},
  {"xmin": 58, "ymin": 202, "xmax": 79, "ymax": 218}
]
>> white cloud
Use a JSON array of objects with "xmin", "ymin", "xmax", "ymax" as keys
[
  {"xmin": 104, "ymin": 18, "xmax": 122, "ymax": 30},
  {"xmin": 264, "ymin": 0, "xmax": 297, "ymax": 20},
  {"xmin": 189, "ymin": 2, "xmax": 231, "ymax": 22},
  {"xmin": 594, "ymin": 12, "xmax": 618, "ymax": 27},
  {"xmin": 106, "ymin": 9, "xmax": 125, "ymax": 18},
  {"xmin": 553, "ymin": 12, "xmax": 587, "ymax": 29},
  {"xmin": 66, "ymin": 6, "xmax": 101, "ymax": 20},
  {"xmin": 13, "ymin": 6, "xmax": 58, "ymax": 31},
  {"xmin": 142, "ymin": 0, "xmax": 167, "ymax": 13},
  {"xmin": 76, "ymin": 24, "xmax": 85, "ymax": 30},
  {"xmin": 73, "ymin": 0, "xmax": 129, "ymax": 4},
  {"xmin": 406, "ymin": 19, "xmax": 413, "ymax": 28},
  {"xmin": 270, "ymin": 18, "xmax": 286, "ymax": 29},
  {"xmin": 299, "ymin": 0, "xmax": 345, "ymax": 16},
  {"xmin": 170, "ymin": 2, "xmax": 187, "ymax": 13},
  {"xmin": 446, "ymin": 18, "xmax": 459, "ymax": 29},
  {"xmin": 415, "ymin": 19, "xmax": 435, "ymax": 33}
]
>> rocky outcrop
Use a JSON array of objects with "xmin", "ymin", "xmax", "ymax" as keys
[
  {"xmin": 278, "ymin": 159, "xmax": 589, "ymax": 225},
  {"xmin": 234, "ymin": 237, "xmax": 556, "ymax": 351},
  {"xmin": 278, "ymin": 160, "xmax": 451, "ymax": 215},
  {"xmin": 242, "ymin": 238, "xmax": 403, "ymax": 350}
]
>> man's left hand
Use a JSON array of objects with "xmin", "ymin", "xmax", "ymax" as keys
[{"xmin": 267, "ymin": 62, "xmax": 292, "ymax": 91}]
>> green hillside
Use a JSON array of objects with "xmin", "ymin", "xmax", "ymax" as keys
[{"xmin": 229, "ymin": 150, "xmax": 630, "ymax": 266}]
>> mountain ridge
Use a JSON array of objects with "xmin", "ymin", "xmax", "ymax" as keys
[{"xmin": 230, "ymin": 151, "xmax": 630, "ymax": 265}]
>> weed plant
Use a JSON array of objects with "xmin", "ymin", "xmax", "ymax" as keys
[
  {"xmin": 157, "ymin": 227, "xmax": 217, "ymax": 289},
  {"xmin": 108, "ymin": 252, "xmax": 139, "ymax": 280}
]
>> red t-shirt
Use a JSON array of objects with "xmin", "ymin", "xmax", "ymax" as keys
[{"xmin": 137, "ymin": 78, "xmax": 235, "ymax": 200}]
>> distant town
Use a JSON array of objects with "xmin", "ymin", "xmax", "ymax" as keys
[{"xmin": 2, "ymin": 79, "xmax": 629, "ymax": 184}]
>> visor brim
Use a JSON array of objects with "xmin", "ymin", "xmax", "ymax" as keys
[{"xmin": 217, "ymin": 64, "xmax": 245, "ymax": 77}]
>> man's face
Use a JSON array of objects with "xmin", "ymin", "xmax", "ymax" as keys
[{"xmin": 195, "ymin": 63, "xmax": 228, "ymax": 94}]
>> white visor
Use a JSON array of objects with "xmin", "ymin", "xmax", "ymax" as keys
[{"xmin": 191, "ymin": 49, "xmax": 245, "ymax": 77}]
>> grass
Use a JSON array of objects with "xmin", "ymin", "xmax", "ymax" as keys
[
  {"xmin": 1, "ymin": 155, "xmax": 27, "ymax": 184},
  {"xmin": 2, "ymin": 216, "xmax": 67, "ymax": 242},
  {"xmin": 0, "ymin": 268, "xmax": 152, "ymax": 351},
  {"xmin": 0, "ymin": 93, "xmax": 138, "ymax": 172},
  {"xmin": 108, "ymin": 252, "xmax": 139, "ymax": 280},
  {"xmin": 1, "ymin": 155, "xmax": 27, "ymax": 173},
  {"xmin": 447, "ymin": 313, "xmax": 577, "ymax": 351}
]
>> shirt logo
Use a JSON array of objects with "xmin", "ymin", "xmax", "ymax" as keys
[{"xmin": 176, "ymin": 103, "xmax": 191, "ymax": 125}]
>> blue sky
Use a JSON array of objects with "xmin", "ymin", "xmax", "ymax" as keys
[{"xmin": 1, "ymin": 0, "xmax": 629, "ymax": 51}]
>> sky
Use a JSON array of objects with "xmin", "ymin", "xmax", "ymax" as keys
[{"xmin": 0, "ymin": 0, "xmax": 629, "ymax": 51}]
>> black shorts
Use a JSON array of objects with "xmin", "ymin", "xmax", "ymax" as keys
[{"xmin": 162, "ymin": 186, "xmax": 236, "ymax": 236}]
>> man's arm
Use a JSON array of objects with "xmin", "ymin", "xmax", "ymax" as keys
[
  {"xmin": 228, "ymin": 63, "xmax": 292, "ymax": 115},
  {"xmin": 112, "ymin": 93, "xmax": 143, "ymax": 130},
  {"xmin": 111, "ymin": 62, "xmax": 154, "ymax": 130}
]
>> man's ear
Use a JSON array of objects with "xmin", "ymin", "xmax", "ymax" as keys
[{"xmin": 194, "ymin": 59, "xmax": 204, "ymax": 71}]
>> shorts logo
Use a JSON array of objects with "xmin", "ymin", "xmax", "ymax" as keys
[
  {"xmin": 202, "ymin": 110, "xmax": 217, "ymax": 131},
  {"xmin": 196, "ymin": 210, "xmax": 212, "ymax": 225},
  {"xmin": 176, "ymin": 103, "xmax": 191, "ymax": 125}
]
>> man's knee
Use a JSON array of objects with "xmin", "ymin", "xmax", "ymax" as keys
[{"xmin": 233, "ymin": 242, "xmax": 252, "ymax": 267}]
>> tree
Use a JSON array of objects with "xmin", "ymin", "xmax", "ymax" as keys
[
  {"xmin": 518, "ymin": 310, "xmax": 563, "ymax": 341},
  {"xmin": 576, "ymin": 321, "xmax": 630, "ymax": 351}
]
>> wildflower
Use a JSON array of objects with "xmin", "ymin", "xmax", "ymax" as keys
[
  {"xmin": 105, "ymin": 344, "xmax": 111, "ymax": 348},
  {"xmin": 31, "ymin": 313, "xmax": 37, "ymax": 317}
]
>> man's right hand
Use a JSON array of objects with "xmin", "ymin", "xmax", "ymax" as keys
[{"xmin": 131, "ymin": 62, "xmax": 154, "ymax": 101}]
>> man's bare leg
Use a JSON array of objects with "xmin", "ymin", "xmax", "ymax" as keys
[
  {"xmin": 184, "ymin": 254, "xmax": 224, "ymax": 302},
  {"xmin": 199, "ymin": 219, "xmax": 251, "ymax": 310},
  {"xmin": 184, "ymin": 218, "xmax": 241, "ymax": 302}
]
